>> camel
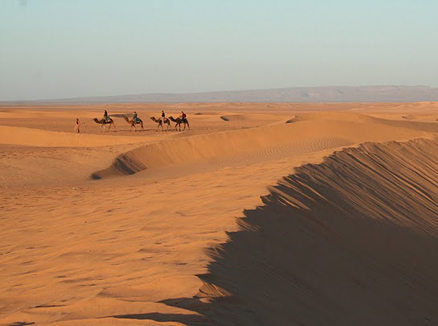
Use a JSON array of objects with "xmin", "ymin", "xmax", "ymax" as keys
[
  {"xmin": 150, "ymin": 117, "xmax": 171, "ymax": 131},
  {"xmin": 93, "ymin": 118, "xmax": 116, "ymax": 132},
  {"xmin": 123, "ymin": 116, "xmax": 144, "ymax": 131},
  {"xmin": 168, "ymin": 116, "xmax": 190, "ymax": 131}
]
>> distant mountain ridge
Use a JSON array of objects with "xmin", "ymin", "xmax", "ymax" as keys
[{"xmin": 6, "ymin": 85, "xmax": 438, "ymax": 103}]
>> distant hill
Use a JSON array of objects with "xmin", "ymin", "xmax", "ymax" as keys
[{"xmin": 5, "ymin": 85, "xmax": 438, "ymax": 104}]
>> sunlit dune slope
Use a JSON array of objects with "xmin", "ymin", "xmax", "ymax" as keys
[
  {"xmin": 92, "ymin": 112, "xmax": 432, "ymax": 179},
  {"xmin": 291, "ymin": 111, "xmax": 438, "ymax": 132},
  {"xmin": 0, "ymin": 126, "xmax": 149, "ymax": 147},
  {"xmin": 164, "ymin": 138, "xmax": 438, "ymax": 326}
]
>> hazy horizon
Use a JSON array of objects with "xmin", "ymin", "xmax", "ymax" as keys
[
  {"xmin": 2, "ymin": 85, "xmax": 436, "ymax": 104},
  {"xmin": 1, "ymin": 0, "xmax": 437, "ymax": 101}
]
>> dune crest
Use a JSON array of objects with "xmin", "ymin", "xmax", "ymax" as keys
[{"xmin": 92, "ymin": 112, "xmax": 431, "ymax": 179}]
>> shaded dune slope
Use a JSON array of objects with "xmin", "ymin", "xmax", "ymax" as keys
[{"xmin": 155, "ymin": 138, "xmax": 438, "ymax": 326}]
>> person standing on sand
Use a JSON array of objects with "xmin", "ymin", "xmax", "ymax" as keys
[{"xmin": 74, "ymin": 118, "xmax": 84, "ymax": 133}]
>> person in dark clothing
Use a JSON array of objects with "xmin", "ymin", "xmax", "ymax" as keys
[
  {"xmin": 103, "ymin": 110, "xmax": 110, "ymax": 122},
  {"xmin": 74, "ymin": 118, "xmax": 83, "ymax": 133}
]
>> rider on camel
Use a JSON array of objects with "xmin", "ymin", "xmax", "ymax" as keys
[{"xmin": 103, "ymin": 110, "xmax": 110, "ymax": 122}]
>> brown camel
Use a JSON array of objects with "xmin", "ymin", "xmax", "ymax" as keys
[
  {"xmin": 123, "ymin": 116, "xmax": 144, "ymax": 131},
  {"xmin": 150, "ymin": 117, "xmax": 171, "ymax": 131},
  {"xmin": 93, "ymin": 118, "xmax": 116, "ymax": 131},
  {"xmin": 168, "ymin": 116, "xmax": 190, "ymax": 131}
]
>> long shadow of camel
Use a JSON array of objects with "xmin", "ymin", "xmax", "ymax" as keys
[{"xmin": 113, "ymin": 139, "xmax": 438, "ymax": 325}]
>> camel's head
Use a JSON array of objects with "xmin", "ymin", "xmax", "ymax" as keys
[{"xmin": 93, "ymin": 118, "xmax": 99, "ymax": 123}]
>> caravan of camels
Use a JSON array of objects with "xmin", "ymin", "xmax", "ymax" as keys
[{"xmin": 92, "ymin": 110, "xmax": 190, "ymax": 132}]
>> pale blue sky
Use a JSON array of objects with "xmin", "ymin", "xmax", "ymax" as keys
[{"xmin": 0, "ymin": 0, "xmax": 437, "ymax": 101}]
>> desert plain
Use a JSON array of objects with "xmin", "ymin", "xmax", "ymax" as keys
[{"xmin": 2, "ymin": 102, "xmax": 438, "ymax": 325}]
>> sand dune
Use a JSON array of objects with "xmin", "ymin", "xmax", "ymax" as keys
[
  {"xmin": 161, "ymin": 138, "xmax": 438, "ymax": 325},
  {"xmin": 292, "ymin": 111, "xmax": 438, "ymax": 132},
  {"xmin": 2, "ymin": 104, "xmax": 438, "ymax": 326},
  {"xmin": 92, "ymin": 112, "xmax": 430, "ymax": 179}
]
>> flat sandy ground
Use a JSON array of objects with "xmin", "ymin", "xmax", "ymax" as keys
[{"xmin": 2, "ymin": 102, "xmax": 438, "ymax": 325}]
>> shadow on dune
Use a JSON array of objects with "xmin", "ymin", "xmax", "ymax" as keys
[
  {"xmin": 90, "ymin": 155, "xmax": 142, "ymax": 180},
  {"xmin": 109, "ymin": 312, "xmax": 207, "ymax": 324},
  {"xmin": 137, "ymin": 138, "xmax": 438, "ymax": 326}
]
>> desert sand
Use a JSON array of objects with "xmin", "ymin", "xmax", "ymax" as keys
[{"xmin": 1, "ymin": 102, "xmax": 438, "ymax": 325}]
